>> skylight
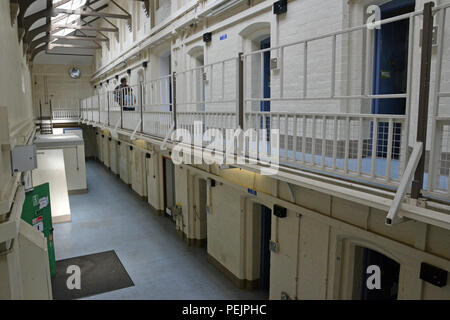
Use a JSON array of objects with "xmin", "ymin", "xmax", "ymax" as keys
[{"xmin": 51, "ymin": 0, "xmax": 87, "ymax": 38}]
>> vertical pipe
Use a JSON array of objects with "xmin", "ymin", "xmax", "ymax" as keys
[{"xmin": 411, "ymin": 2, "xmax": 435, "ymax": 199}]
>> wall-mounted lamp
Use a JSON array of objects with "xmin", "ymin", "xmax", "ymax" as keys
[{"xmin": 127, "ymin": 69, "xmax": 131, "ymax": 75}]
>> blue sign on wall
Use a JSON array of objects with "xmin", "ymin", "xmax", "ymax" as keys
[{"xmin": 220, "ymin": 34, "xmax": 228, "ymax": 41}]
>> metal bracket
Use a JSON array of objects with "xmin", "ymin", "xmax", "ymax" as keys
[
  {"xmin": 9, "ymin": 0, "xmax": 19, "ymax": 26},
  {"xmin": 386, "ymin": 142, "xmax": 423, "ymax": 226},
  {"xmin": 287, "ymin": 182, "xmax": 296, "ymax": 202},
  {"xmin": 130, "ymin": 119, "xmax": 142, "ymax": 141},
  {"xmin": 111, "ymin": 0, "xmax": 132, "ymax": 32}
]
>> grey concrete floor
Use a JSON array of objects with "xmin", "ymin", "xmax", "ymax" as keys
[{"xmin": 53, "ymin": 159, "xmax": 268, "ymax": 300}]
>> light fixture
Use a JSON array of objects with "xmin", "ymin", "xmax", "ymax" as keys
[{"xmin": 69, "ymin": 67, "xmax": 81, "ymax": 79}]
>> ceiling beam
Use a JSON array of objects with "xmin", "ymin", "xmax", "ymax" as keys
[
  {"xmin": 51, "ymin": 24, "xmax": 118, "ymax": 33},
  {"xmin": 48, "ymin": 43, "xmax": 102, "ymax": 50},
  {"xmin": 51, "ymin": 35, "xmax": 109, "ymax": 42},
  {"xmin": 53, "ymin": 8, "xmax": 130, "ymax": 20}
]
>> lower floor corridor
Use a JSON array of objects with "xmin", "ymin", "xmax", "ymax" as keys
[{"xmin": 53, "ymin": 159, "xmax": 267, "ymax": 300}]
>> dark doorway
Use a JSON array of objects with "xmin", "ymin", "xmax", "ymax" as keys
[
  {"xmin": 371, "ymin": 0, "xmax": 415, "ymax": 158},
  {"xmin": 355, "ymin": 247, "xmax": 400, "ymax": 300},
  {"xmin": 198, "ymin": 178, "xmax": 208, "ymax": 246},
  {"xmin": 260, "ymin": 37, "xmax": 271, "ymax": 141},
  {"xmin": 162, "ymin": 157, "xmax": 176, "ymax": 221},
  {"xmin": 260, "ymin": 205, "xmax": 272, "ymax": 291}
]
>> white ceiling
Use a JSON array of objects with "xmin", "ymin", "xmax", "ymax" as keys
[{"xmin": 24, "ymin": 0, "xmax": 110, "ymax": 65}]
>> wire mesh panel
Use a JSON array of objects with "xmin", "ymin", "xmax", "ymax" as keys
[
  {"xmin": 176, "ymin": 57, "xmax": 239, "ymax": 139},
  {"xmin": 107, "ymin": 90, "xmax": 121, "ymax": 129},
  {"xmin": 114, "ymin": 84, "xmax": 141, "ymax": 131},
  {"xmin": 98, "ymin": 92, "xmax": 108, "ymax": 125},
  {"xmin": 142, "ymin": 75, "xmax": 173, "ymax": 138},
  {"xmin": 91, "ymin": 95, "xmax": 100, "ymax": 123},
  {"xmin": 244, "ymin": 111, "xmax": 405, "ymax": 184},
  {"xmin": 426, "ymin": 4, "xmax": 450, "ymax": 198}
]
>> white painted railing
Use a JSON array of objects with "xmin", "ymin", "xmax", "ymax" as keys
[
  {"xmin": 245, "ymin": 111, "xmax": 406, "ymax": 185},
  {"xmin": 78, "ymin": 4, "xmax": 450, "ymax": 200},
  {"xmin": 52, "ymin": 108, "xmax": 80, "ymax": 120}
]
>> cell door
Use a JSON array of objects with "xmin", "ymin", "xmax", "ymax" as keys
[
  {"xmin": 372, "ymin": 0, "xmax": 415, "ymax": 158},
  {"xmin": 163, "ymin": 157, "xmax": 176, "ymax": 219},
  {"xmin": 260, "ymin": 205, "xmax": 272, "ymax": 291}
]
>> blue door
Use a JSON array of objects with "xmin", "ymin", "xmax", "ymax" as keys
[{"xmin": 372, "ymin": 0, "xmax": 415, "ymax": 158}]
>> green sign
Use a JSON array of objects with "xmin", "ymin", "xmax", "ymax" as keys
[{"xmin": 21, "ymin": 183, "xmax": 56, "ymax": 277}]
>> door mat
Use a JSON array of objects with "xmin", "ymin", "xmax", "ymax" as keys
[{"xmin": 51, "ymin": 250, "xmax": 134, "ymax": 300}]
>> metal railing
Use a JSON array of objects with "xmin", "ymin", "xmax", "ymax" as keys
[{"xmin": 79, "ymin": 3, "xmax": 450, "ymax": 199}]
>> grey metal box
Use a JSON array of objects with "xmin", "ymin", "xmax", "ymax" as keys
[{"xmin": 11, "ymin": 145, "xmax": 37, "ymax": 173}]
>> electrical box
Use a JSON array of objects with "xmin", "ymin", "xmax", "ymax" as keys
[
  {"xmin": 11, "ymin": 145, "xmax": 37, "ymax": 173},
  {"xmin": 420, "ymin": 262, "xmax": 448, "ymax": 287},
  {"xmin": 270, "ymin": 240, "xmax": 279, "ymax": 253},
  {"xmin": 270, "ymin": 57, "xmax": 279, "ymax": 70},
  {"xmin": 273, "ymin": 0, "xmax": 287, "ymax": 15},
  {"xmin": 273, "ymin": 204, "xmax": 287, "ymax": 218},
  {"xmin": 203, "ymin": 32, "xmax": 212, "ymax": 43}
]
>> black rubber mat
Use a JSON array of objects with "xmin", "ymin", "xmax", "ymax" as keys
[{"xmin": 51, "ymin": 250, "xmax": 134, "ymax": 300}]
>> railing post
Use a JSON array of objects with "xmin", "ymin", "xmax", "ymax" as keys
[
  {"xmin": 140, "ymin": 82, "xmax": 144, "ymax": 133},
  {"xmin": 237, "ymin": 52, "xmax": 244, "ymax": 129},
  {"xmin": 107, "ymin": 92, "xmax": 110, "ymax": 126},
  {"xmin": 120, "ymin": 89, "xmax": 124, "ymax": 129},
  {"xmin": 98, "ymin": 94, "xmax": 101, "ymax": 123},
  {"xmin": 172, "ymin": 71, "xmax": 177, "ymax": 130},
  {"xmin": 49, "ymin": 99, "xmax": 53, "ymax": 120},
  {"xmin": 411, "ymin": 1, "xmax": 434, "ymax": 199}
]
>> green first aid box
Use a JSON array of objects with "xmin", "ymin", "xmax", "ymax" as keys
[{"xmin": 21, "ymin": 183, "xmax": 56, "ymax": 277}]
